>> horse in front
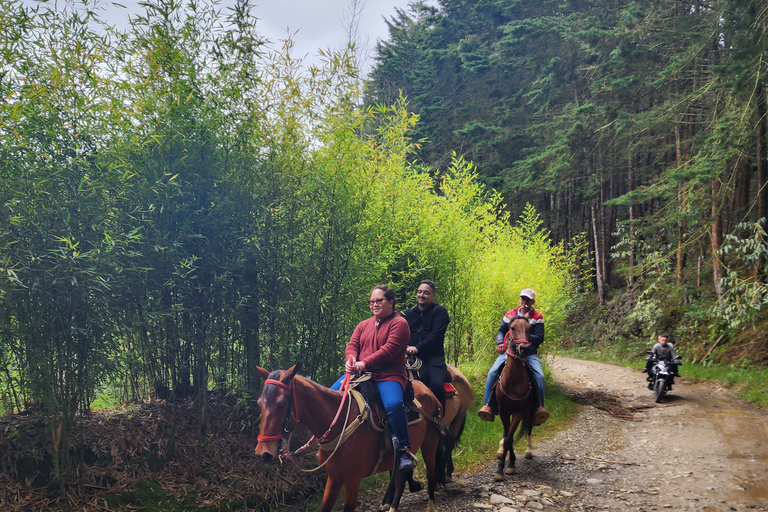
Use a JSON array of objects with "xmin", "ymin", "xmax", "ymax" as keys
[{"xmin": 255, "ymin": 364, "xmax": 443, "ymax": 512}]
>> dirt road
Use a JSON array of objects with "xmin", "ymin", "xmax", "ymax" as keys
[{"xmin": 357, "ymin": 356, "xmax": 768, "ymax": 512}]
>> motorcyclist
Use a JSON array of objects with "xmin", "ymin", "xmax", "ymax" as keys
[{"xmin": 642, "ymin": 334, "xmax": 681, "ymax": 388}]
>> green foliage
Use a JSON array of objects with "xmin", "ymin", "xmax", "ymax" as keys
[
  {"xmin": 716, "ymin": 219, "xmax": 768, "ymax": 328},
  {"xmin": 0, "ymin": 0, "xmax": 579, "ymax": 453}
]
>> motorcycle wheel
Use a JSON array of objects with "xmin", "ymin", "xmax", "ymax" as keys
[{"xmin": 654, "ymin": 378, "xmax": 666, "ymax": 403}]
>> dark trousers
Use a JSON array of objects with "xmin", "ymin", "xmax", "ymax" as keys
[{"xmin": 419, "ymin": 356, "xmax": 447, "ymax": 410}]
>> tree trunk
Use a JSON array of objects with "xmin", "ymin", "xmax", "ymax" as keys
[
  {"xmin": 711, "ymin": 179, "xmax": 725, "ymax": 306},
  {"xmin": 628, "ymin": 149, "xmax": 635, "ymax": 285},
  {"xmin": 755, "ymin": 82, "xmax": 767, "ymax": 278},
  {"xmin": 591, "ymin": 203, "xmax": 605, "ymax": 306}
]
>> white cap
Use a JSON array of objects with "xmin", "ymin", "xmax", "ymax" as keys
[{"xmin": 520, "ymin": 288, "xmax": 536, "ymax": 300}]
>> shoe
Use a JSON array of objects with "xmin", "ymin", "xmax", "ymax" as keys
[
  {"xmin": 647, "ymin": 384, "xmax": 653, "ymax": 390},
  {"xmin": 478, "ymin": 404, "xmax": 495, "ymax": 422},
  {"xmin": 533, "ymin": 406, "xmax": 549, "ymax": 426},
  {"xmin": 398, "ymin": 450, "xmax": 416, "ymax": 471},
  {"xmin": 641, "ymin": 368, "xmax": 648, "ymax": 373}
]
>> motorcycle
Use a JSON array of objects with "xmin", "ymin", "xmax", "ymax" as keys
[{"xmin": 646, "ymin": 353, "xmax": 682, "ymax": 403}]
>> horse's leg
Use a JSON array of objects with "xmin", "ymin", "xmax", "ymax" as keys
[
  {"xmin": 380, "ymin": 473, "xmax": 395, "ymax": 512},
  {"xmin": 494, "ymin": 414, "xmax": 510, "ymax": 481},
  {"xmin": 342, "ymin": 475, "xmax": 364, "ymax": 512},
  {"xmin": 407, "ymin": 472, "xmax": 422, "ymax": 492},
  {"xmin": 524, "ymin": 430, "xmax": 533, "ymax": 459},
  {"xmin": 387, "ymin": 468, "xmax": 410, "ymax": 512},
  {"xmin": 505, "ymin": 413, "xmax": 521, "ymax": 475},
  {"xmin": 319, "ymin": 477, "xmax": 343, "ymax": 512},
  {"xmin": 421, "ymin": 427, "xmax": 439, "ymax": 512}
]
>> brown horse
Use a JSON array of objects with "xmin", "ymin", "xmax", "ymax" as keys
[
  {"xmin": 404, "ymin": 361, "xmax": 472, "ymax": 490},
  {"xmin": 493, "ymin": 316, "xmax": 537, "ymax": 481},
  {"xmin": 255, "ymin": 364, "xmax": 442, "ymax": 512},
  {"xmin": 440, "ymin": 364, "xmax": 472, "ymax": 482}
]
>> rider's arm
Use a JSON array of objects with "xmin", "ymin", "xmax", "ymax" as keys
[
  {"xmin": 344, "ymin": 323, "xmax": 364, "ymax": 364},
  {"xmin": 529, "ymin": 320, "xmax": 544, "ymax": 349},
  {"xmin": 496, "ymin": 320, "xmax": 509, "ymax": 345}
]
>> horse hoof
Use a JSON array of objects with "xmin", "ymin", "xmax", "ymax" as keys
[
  {"xmin": 379, "ymin": 504, "xmax": 390, "ymax": 512},
  {"xmin": 494, "ymin": 473, "xmax": 504, "ymax": 482},
  {"xmin": 427, "ymin": 499, "xmax": 437, "ymax": 512},
  {"xmin": 504, "ymin": 467, "xmax": 516, "ymax": 475},
  {"xmin": 525, "ymin": 452, "xmax": 533, "ymax": 460}
]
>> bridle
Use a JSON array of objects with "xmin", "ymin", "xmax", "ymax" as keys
[
  {"xmin": 256, "ymin": 378, "xmax": 298, "ymax": 448},
  {"xmin": 498, "ymin": 317, "xmax": 532, "ymax": 401},
  {"xmin": 256, "ymin": 372, "xmax": 355, "ymax": 471},
  {"xmin": 504, "ymin": 316, "xmax": 531, "ymax": 360}
]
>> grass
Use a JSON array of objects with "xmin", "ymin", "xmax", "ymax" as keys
[{"xmin": 555, "ymin": 346, "xmax": 768, "ymax": 409}]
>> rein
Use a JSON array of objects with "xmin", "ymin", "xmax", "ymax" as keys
[{"xmin": 257, "ymin": 371, "xmax": 359, "ymax": 472}]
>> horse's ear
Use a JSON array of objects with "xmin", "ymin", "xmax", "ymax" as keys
[
  {"xmin": 256, "ymin": 366, "xmax": 270, "ymax": 381},
  {"xmin": 283, "ymin": 362, "xmax": 301, "ymax": 381}
]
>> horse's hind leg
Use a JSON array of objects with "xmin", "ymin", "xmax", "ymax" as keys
[
  {"xmin": 524, "ymin": 431, "xmax": 533, "ymax": 459},
  {"xmin": 494, "ymin": 420, "xmax": 510, "ymax": 481}
]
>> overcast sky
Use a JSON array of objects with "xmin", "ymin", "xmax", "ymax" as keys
[{"xmin": 23, "ymin": 0, "xmax": 417, "ymax": 73}]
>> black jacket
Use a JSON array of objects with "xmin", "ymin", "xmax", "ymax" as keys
[{"xmin": 404, "ymin": 302, "xmax": 450, "ymax": 360}]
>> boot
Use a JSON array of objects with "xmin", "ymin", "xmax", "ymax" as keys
[
  {"xmin": 478, "ymin": 404, "xmax": 495, "ymax": 422},
  {"xmin": 533, "ymin": 406, "xmax": 549, "ymax": 426},
  {"xmin": 398, "ymin": 449, "xmax": 416, "ymax": 471}
]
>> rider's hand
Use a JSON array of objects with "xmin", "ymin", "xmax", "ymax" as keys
[
  {"xmin": 353, "ymin": 361, "xmax": 366, "ymax": 372},
  {"xmin": 495, "ymin": 343, "xmax": 505, "ymax": 354},
  {"xmin": 345, "ymin": 357, "xmax": 357, "ymax": 373},
  {"xmin": 406, "ymin": 346, "xmax": 418, "ymax": 355}
]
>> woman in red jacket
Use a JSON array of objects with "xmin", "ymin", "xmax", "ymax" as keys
[{"xmin": 333, "ymin": 284, "xmax": 415, "ymax": 470}]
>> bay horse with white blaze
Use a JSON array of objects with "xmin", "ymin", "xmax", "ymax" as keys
[
  {"xmin": 493, "ymin": 316, "xmax": 537, "ymax": 481},
  {"xmin": 255, "ymin": 364, "xmax": 443, "ymax": 512}
]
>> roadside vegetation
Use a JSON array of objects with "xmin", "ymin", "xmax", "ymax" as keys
[{"xmin": 3, "ymin": 0, "xmax": 768, "ymax": 510}]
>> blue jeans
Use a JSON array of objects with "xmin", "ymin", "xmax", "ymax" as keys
[
  {"xmin": 331, "ymin": 375, "xmax": 411, "ymax": 448},
  {"xmin": 483, "ymin": 353, "xmax": 545, "ymax": 406}
]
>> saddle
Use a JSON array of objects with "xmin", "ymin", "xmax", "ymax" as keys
[{"xmin": 318, "ymin": 374, "xmax": 425, "ymax": 453}]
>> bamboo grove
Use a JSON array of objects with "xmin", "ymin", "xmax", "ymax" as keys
[
  {"xmin": 368, "ymin": 0, "xmax": 768, "ymax": 341},
  {"xmin": 0, "ymin": 0, "xmax": 577, "ymax": 449}
]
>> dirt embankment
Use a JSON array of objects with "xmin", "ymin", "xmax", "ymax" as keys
[{"xmin": 357, "ymin": 356, "xmax": 768, "ymax": 512}]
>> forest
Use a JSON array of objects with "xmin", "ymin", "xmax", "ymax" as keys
[
  {"xmin": 0, "ymin": 0, "xmax": 576, "ymax": 505},
  {"xmin": 1, "ymin": 0, "xmax": 767, "ymax": 509},
  {"xmin": 368, "ymin": 0, "xmax": 768, "ymax": 363}
]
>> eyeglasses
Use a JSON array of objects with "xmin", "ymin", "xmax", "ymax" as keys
[{"xmin": 368, "ymin": 298, "xmax": 387, "ymax": 305}]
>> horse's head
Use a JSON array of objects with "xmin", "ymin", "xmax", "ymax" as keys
[
  {"xmin": 255, "ymin": 363, "xmax": 300, "ymax": 462},
  {"xmin": 505, "ymin": 316, "xmax": 531, "ymax": 359}
]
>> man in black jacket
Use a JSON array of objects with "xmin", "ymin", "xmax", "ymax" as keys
[{"xmin": 404, "ymin": 280, "xmax": 450, "ymax": 408}]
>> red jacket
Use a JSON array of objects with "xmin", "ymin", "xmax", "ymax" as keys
[{"xmin": 345, "ymin": 312, "xmax": 410, "ymax": 389}]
